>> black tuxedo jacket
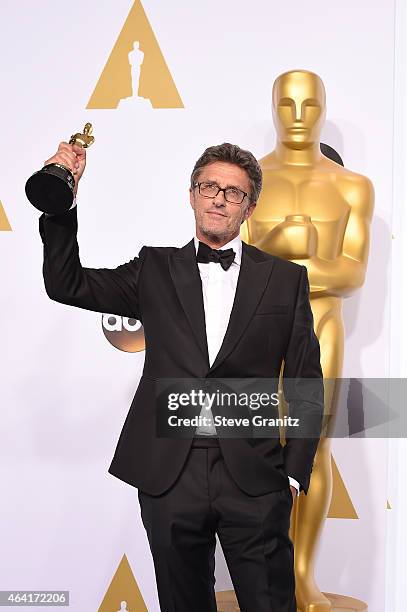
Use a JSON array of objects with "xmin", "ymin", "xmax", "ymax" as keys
[{"xmin": 39, "ymin": 207, "xmax": 323, "ymax": 496}]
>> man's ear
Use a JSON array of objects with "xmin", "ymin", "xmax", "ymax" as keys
[
  {"xmin": 244, "ymin": 202, "xmax": 256, "ymax": 221},
  {"xmin": 189, "ymin": 187, "xmax": 195, "ymax": 209}
]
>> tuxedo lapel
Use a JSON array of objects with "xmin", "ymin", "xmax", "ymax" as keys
[
  {"xmin": 168, "ymin": 240, "xmax": 275, "ymax": 373},
  {"xmin": 208, "ymin": 243, "xmax": 275, "ymax": 373},
  {"xmin": 168, "ymin": 239, "xmax": 209, "ymax": 364}
]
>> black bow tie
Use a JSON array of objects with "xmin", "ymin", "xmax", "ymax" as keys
[{"xmin": 196, "ymin": 241, "xmax": 235, "ymax": 271}]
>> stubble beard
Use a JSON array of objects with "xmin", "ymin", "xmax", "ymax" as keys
[{"xmin": 196, "ymin": 207, "xmax": 246, "ymax": 246}]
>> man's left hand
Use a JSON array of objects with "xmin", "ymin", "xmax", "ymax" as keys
[{"xmin": 290, "ymin": 485, "xmax": 297, "ymax": 503}]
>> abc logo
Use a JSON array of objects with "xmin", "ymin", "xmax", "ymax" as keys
[{"xmin": 102, "ymin": 314, "xmax": 145, "ymax": 353}]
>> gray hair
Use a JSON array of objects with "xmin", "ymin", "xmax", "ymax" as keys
[{"xmin": 190, "ymin": 143, "xmax": 262, "ymax": 203}]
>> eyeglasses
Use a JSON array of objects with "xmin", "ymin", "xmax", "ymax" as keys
[{"xmin": 194, "ymin": 181, "xmax": 248, "ymax": 205}]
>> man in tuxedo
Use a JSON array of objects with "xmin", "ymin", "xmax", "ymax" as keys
[{"xmin": 39, "ymin": 141, "xmax": 323, "ymax": 612}]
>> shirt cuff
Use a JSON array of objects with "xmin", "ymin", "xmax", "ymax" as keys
[{"xmin": 288, "ymin": 476, "xmax": 300, "ymax": 496}]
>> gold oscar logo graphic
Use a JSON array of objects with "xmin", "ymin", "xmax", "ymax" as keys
[
  {"xmin": 99, "ymin": 554, "xmax": 147, "ymax": 612},
  {"xmin": 102, "ymin": 315, "xmax": 145, "ymax": 353},
  {"xmin": 87, "ymin": 0, "xmax": 183, "ymax": 109},
  {"xmin": 0, "ymin": 200, "xmax": 11, "ymax": 230},
  {"xmin": 328, "ymin": 455, "xmax": 358, "ymax": 519}
]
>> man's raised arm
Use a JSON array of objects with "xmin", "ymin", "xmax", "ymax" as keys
[{"xmin": 38, "ymin": 142, "xmax": 147, "ymax": 319}]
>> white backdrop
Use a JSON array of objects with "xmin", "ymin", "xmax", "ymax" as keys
[{"xmin": 0, "ymin": 1, "xmax": 396, "ymax": 610}]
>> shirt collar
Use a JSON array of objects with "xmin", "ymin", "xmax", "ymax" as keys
[{"xmin": 193, "ymin": 234, "xmax": 242, "ymax": 266}]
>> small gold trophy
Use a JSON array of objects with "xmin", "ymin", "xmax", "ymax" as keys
[{"xmin": 25, "ymin": 123, "xmax": 95, "ymax": 214}]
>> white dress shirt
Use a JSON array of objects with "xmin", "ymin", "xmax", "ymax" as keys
[{"xmin": 193, "ymin": 235, "xmax": 300, "ymax": 496}]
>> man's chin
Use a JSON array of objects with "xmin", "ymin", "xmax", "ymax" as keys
[{"xmin": 200, "ymin": 225, "xmax": 231, "ymax": 242}]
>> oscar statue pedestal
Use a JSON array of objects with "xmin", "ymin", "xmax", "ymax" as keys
[{"xmin": 215, "ymin": 590, "xmax": 367, "ymax": 612}]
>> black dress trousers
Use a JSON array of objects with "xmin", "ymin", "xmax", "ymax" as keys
[{"xmin": 138, "ymin": 439, "xmax": 296, "ymax": 612}]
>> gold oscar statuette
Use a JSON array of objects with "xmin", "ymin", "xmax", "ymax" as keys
[
  {"xmin": 25, "ymin": 123, "xmax": 95, "ymax": 214},
  {"xmin": 240, "ymin": 69, "xmax": 373, "ymax": 612}
]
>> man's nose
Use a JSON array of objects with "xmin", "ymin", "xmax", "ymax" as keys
[{"xmin": 213, "ymin": 189, "xmax": 227, "ymax": 206}]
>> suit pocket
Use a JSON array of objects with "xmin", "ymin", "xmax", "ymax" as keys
[{"xmin": 255, "ymin": 304, "xmax": 289, "ymax": 315}]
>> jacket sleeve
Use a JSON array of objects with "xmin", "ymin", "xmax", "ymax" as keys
[
  {"xmin": 282, "ymin": 265, "xmax": 324, "ymax": 495},
  {"xmin": 38, "ymin": 207, "xmax": 147, "ymax": 319}
]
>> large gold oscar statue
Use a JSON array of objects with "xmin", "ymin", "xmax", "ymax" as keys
[{"xmin": 242, "ymin": 70, "xmax": 374, "ymax": 612}]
